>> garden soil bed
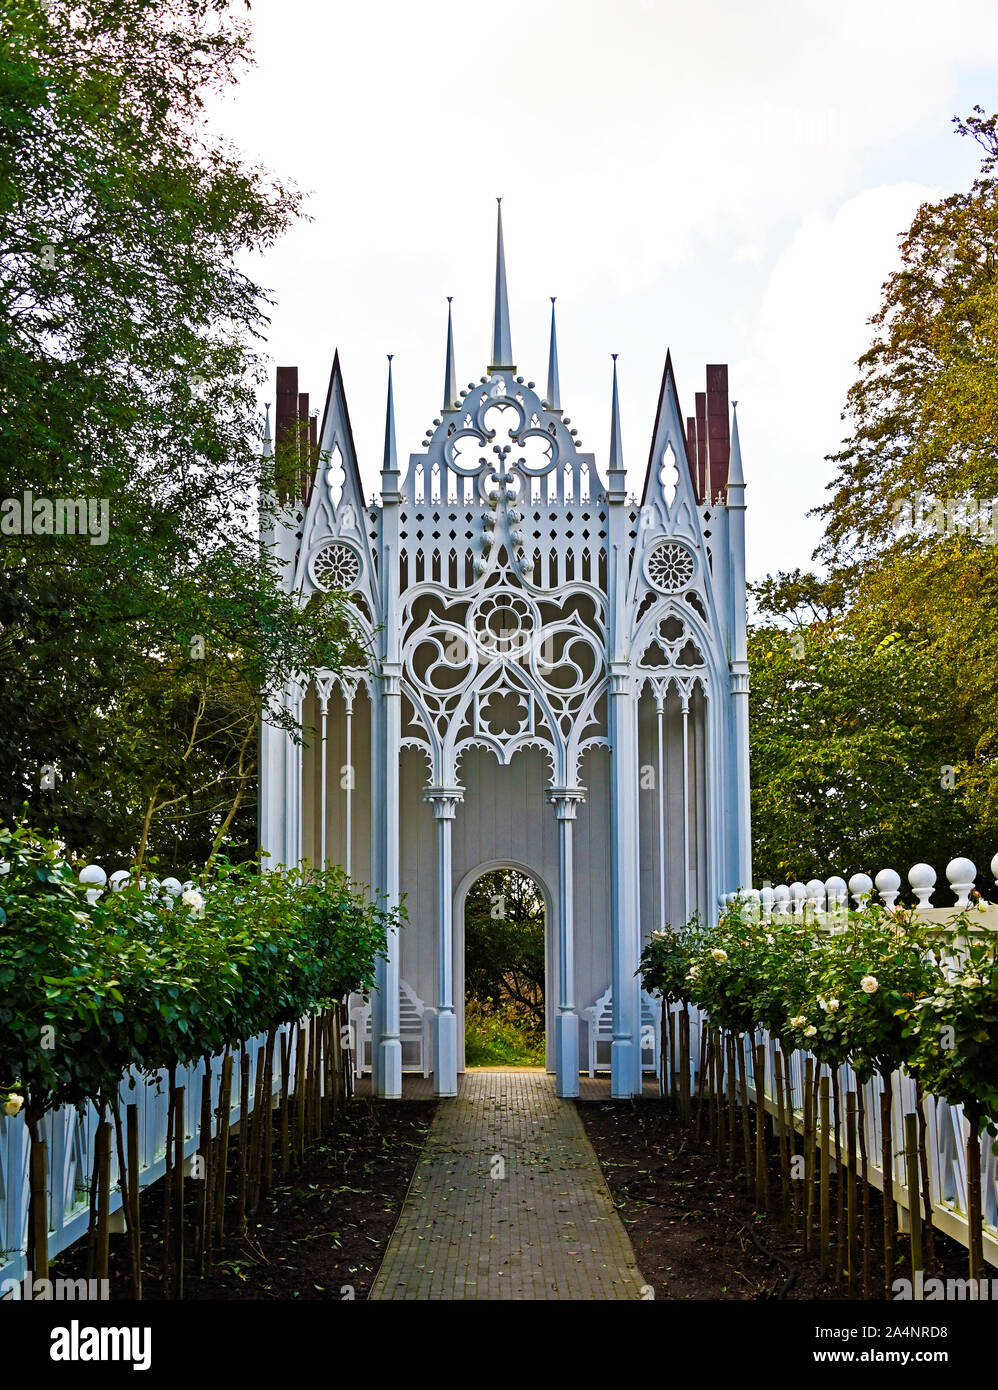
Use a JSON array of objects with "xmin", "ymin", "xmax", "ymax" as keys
[
  {"xmin": 577, "ymin": 1096, "xmax": 975, "ymax": 1301},
  {"xmin": 51, "ymin": 1096, "xmax": 436, "ymax": 1301}
]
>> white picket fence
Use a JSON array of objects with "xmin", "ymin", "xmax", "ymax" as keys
[
  {"xmin": 684, "ymin": 853, "xmax": 998, "ymax": 1268},
  {"xmin": 0, "ymin": 861, "xmax": 337, "ymax": 1288}
]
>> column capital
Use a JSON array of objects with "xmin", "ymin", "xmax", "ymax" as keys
[
  {"xmin": 546, "ymin": 786, "xmax": 586, "ymax": 819},
  {"xmin": 424, "ymin": 787, "xmax": 464, "ymax": 819},
  {"xmin": 729, "ymin": 661, "xmax": 749, "ymax": 695}
]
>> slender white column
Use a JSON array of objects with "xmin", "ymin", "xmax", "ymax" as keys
[
  {"xmin": 425, "ymin": 789, "xmax": 464, "ymax": 1096},
  {"xmin": 344, "ymin": 688, "xmax": 354, "ymax": 878},
  {"xmin": 317, "ymin": 679, "xmax": 330, "ymax": 869},
  {"xmin": 655, "ymin": 691, "xmax": 666, "ymax": 932},
  {"xmin": 546, "ymin": 787, "xmax": 586, "ymax": 1098},
  {"xmin": 377, "ymin": 665, "xmax": 403, "ymax": 1098},
  {"xmin": 369, "ymin": 678, "xmax": 384, "ymax": 1094},
  {"xmin": 608, "ymin": 663, "xmax": 642, "ymax": 1097},
  {"xmin": 681, "ymin": 687, "xmax": 691, "ymax": 923}
]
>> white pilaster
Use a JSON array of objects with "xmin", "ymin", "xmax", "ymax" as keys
[
  {"xmin": 425, "ymin": 789, "xmax": 464, "ymax": 1097},
  {"xmin": 546, "ymin": 788, "xmax": 586, "ymax": 1098}
]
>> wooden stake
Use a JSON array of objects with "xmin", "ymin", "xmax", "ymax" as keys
[
  {"xmin": 965, "ymin": 1106, "xmax": 985, "ymax": 1294},
  {"xmin": 280, "ymin": 1029, "xmax": 291, "ymax": 1175},
  {"xmin": 832, "ymin": 1068, "xmax": 844, "ymax": 1284},
  {"xmin": 173, "ymin": 1085, "xmax": 185, "ymax": 1300},
  {"xmin": 904, "ymin": 1112, "xmax": 923, "ymax": 1298},
  {"xmin": 819, "ymin": 1076, "xmax": 830, "ymax": 1278},
  {"xmin": 248, "ymin": 1045, "xmax": 266, "ymax": 1215},
  {"xmin": 214, "ymin": 1052, "xmax": 233, "ymax": 1247},
  {"xmin": 679, "ymin": 1007, "xmax": 691, "ymax": 1123},
  {"xmin": 858, "ymin": 1081, "xmax": 871, "ymax": 1299},
  {"xmin": 262, "ymin": 1028, "xmax": 275, "ymax": 1194},
  {"xmin": 127, "ymin": 1102, "xmax": 142, "ymax": 1299},
  {"xmin": 803, "ymin": 1056, "xmax": 815, "ymax": 1252},
  {"xmin": 726, "ymin": 1032, "xmax": 737, "ymax": 1178},
  {"xmin": 27, "ymin": 1119, "xmax": 49, "ymax": 1282},
  {"xmin": 880, "ymin": 1076, "xmax": 895, "ymax": 1300},
  {"xmin": 196, "ymin": 1067, "xmax": 212, "ymax": 1274},
  {"xmin": 736, "ymin": 1035, "xmax": 753, "ymax": 1193},
  {"xmin": 237, "ymin": 1046, "xmax": 250, "ymax": 1230},
  {"xmin": 774, "ymin": 1048, "xmax": 792, "ymax": 1227},
  {"xmin": 755, "ymin": 1042, "xmax": 768, "ymax": 1210},
  {"xmin": 95, "ymin": 1118, "xmax": 112, "ymax": 1283},
  {"xmin": 846, "ymin": 1091, "xmax": 857, "ymax": 1299}
]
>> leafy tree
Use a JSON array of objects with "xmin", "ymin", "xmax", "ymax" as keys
[
  {"xmin": 748, "ymin": 576, "xmax": 982, "ymax": 886},
  {"xmin": 0, "ymin": 0, "xmax": 358, "ymax": 864},
  {"xmin": 464, "ymin": 869, "xmax": 544, "ymax": 1029}
]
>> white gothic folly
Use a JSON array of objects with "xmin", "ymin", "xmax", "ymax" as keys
[{"xmin": 259, "ymin": 206, "xmax": 751, "ymax": 1099}]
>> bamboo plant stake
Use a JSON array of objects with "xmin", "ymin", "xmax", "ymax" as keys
[
  {"xmin": 904, "ymin": 1113, "xmax": 923, "ymax": 1299},
  {"xmin": 832, "ymin": 1069, "xmax": 844, "ymax": 1284},
  {"xmin": 965, "ymin": 1104, "xmax": 985, "ymax": 1293},
  {"xmin": 126, "ymin": 1102, "xmax": 142, "ymax": 1299},
  {"xmin": 295, "ymin": 1022, "xmax": 307, "ymax": 1164},
  {"xmin": 248, "ymin": 1045, "xmax": 266, "ymax": 1216},
  {"xmin": 27, "ymin": 1115, "xmax": 49, "ymax": 1283},
  {"xmin": 172, "ymin": 1085, "xmax": 185, "ymax": 1300},
  {"xmin": 726, "ymin": 1033, "xmax": 737, "ymax": 1179},
  {"xmin": 262, "ymin": 1028, "xmax": 276, "ymax": 1194},
  {"xmin": 94, "ymin": 1117, "xmax": 112, "ymax": 1283},
  {"xmin": 858, "ymin": 1081, "xmax": 871, "ymax": 1299},
  {"xmin": 781, "ymin": 1047, "xmax": 800, "ymax": 1230},
  {"xmin": 679, "ymin": 1007, "xmax": 691, "ymax": 1123},
  {"xmin": 280, "ymin": 1030, "xmax": 291, "ymax": 1176},
  {"xmin": 846, "ymin": 1091, "xmax": 858, "ymax": 1299},
  {"xmin": 880, "ymin": 1073, "xmax": 895, "ymax": 1300},
  {"xmin": 914, "ymin": 1079, "xmax": 935, "ymax": 1271},
  {"xmin": 161, "ymin": 1071, "xmax": 175, "ymax": 1299},
  {"xmin": 755, "ymin": 1042, "xmax": 768, "ymax": 1210},
  {"xmin": 196, "ymin": 1067, "xmax": 212, "ymax": 1274},
  {"xmin": 737, "ymin": 1036, "xmax": 753, "ymax": 1193},
  {"xmin": 236, "ymin": 1045, "xmax": 250, "ymax": 1230},
  {"xmin": 214, "ymin": 1051, "xmax": 234, "ymax": 1248},
  {"xmin": 695, "ymin": 1025, "xmax": 708, "ymax": 1141},
  {"xmin": 774, "ymin": 1048, "xmax": 792, "ymax": 1227},
  {"xmin": 803, "ymin": 1057, "xmax": 815, "ymax": 1252},
  {"xmin": 819, "ymin": 1076, "xmax": 831, "ymax": 1278}
]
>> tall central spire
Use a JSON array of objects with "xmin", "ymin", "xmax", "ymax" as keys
[
  {"xmin": 442, "ymin": 298, "xmax": 458, "ymax": 413},
  {"xmin": 546, "ymin": 297, "xmax": 561, "ymax": 412},
  {"xmin": 488, "ymin": 198, "xmax": 514, "ymax": 372}
]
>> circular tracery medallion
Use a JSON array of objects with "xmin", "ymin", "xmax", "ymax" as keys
[
  {"xmin": 467, "ymin": 591, "xmax": 537, "ymax": 660},
  {"xmin": 310, "ymin": 540, "xmax": 361, "ymax": 592},
  {"xmin": 645, "ymin": 539, "xmax": 696, "ymax": 594}
]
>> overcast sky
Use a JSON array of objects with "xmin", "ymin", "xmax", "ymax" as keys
[{"xmin": 208, "ymin": 0, "xmax": 998, "ymax": 581}]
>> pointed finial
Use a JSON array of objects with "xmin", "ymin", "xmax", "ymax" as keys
[
  {"xmin": 546, "ymin": 297, "xmax": 562, "ymax": 412},
  {"xmin": 383, "ymin": 354, "xmax": 398, "ymax": 475},
  {"xmin": 608, "ymin": 354, "xmax": 624, "ymax": 474},
  {"xmin": 262, "ymin": 401, "xmax": 272, "ymax": 458},
  {"xmin": 442, "ymin": 298, "xmax": 458, "ymax": 413},
  {"xmin": 488, "ymin": 198, "xmax": 514, "ymax": 372},
  {"xmin": 727, "ymin": 398, "xmax": 744, "ymax": 488}
]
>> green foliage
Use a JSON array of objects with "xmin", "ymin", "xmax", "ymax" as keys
[
  {"xmin": 0, "ymin": 825, "xmax": 396, "ymax": 1123},
  {"xmin": 639, "ymin": 899, "xmax": 998, "ymax": 1129},
  {"xmin": 748, "ymin": 582, "xmax": 980, "ymax": 885},
  {"xmin": 463, "ymin": 998, "xmax": 545, "ymax": 1068},
  {"xmin": 0, "ymin": 0, "xmax": 362, "ymax": 865},
  {"xmin": 464, "ymin": 870, "xmax": 544, "ymax": 1029}
]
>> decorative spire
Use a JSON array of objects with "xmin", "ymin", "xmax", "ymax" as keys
[
  {"xmin": 608, "ymin": 354, "xmax": 624, "ymax": 474},
  {"xmin": 262, "ymin": 402, "xmax": 272, "ymax": 458},
  {"xmin": 382, "ymin": 354, "xmax": 398, "ymax": 475},
  {"xmin": 727, "ymin": 399, "xmax": 744, "ymax": 489},
  {"xmin": 442, "ymin": 297, "xmax": 458, "ymax": 412},
  {"xmin": 546, "ymin": 297, "xmax": 561, "ymax": 412},
  {"xmin": 488, "ymin": 198, "xmax": 514, "ymax": 372}
]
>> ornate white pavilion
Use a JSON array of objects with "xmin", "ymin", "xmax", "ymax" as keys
[{"xmin": 259, "ymin": 206, "xmax": 751, "ymax": 1099}]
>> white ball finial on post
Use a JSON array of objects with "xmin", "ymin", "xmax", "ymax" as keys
[
  {"xmin": 875, "ymin": 868, "xmax": 901, "ymax": 909},
  {"xmin": 908, "ymin": 863, "xmax": 936, "ymax": 910},
  {"xmin": 848, "ymin": 872, "xmax": 873, "ymax": 909},
  {"xmin": 946, "ymin": 857, "xmax": 976, "ymax": 909}
]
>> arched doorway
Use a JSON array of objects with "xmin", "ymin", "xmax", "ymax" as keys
[{"xmin": 454, "ymin": 863, "xmax": 553, "ymax": 1072}]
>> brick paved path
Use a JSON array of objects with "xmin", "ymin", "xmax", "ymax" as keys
[{"xmin": 369, "ymin": 1069, "xmax": 647, "ymax": 1300}]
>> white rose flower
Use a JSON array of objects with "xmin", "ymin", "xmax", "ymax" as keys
[
  {"xmin": 860, "ymin": 975, "xmax": 879, "ymax": 994},
  {"xmin": 826, "ymin": 998, "xmax": 839, "ymax": 1013},
  {"xmin": 962, "ymin": 975, "xmax": 982, "ymax": 988},
  {"xmin": 687, "ymin": 966, "xmax": 700, "ymax": 980},
  {"xmin": 181, "ymin": 888, "xmax": 205, "ymax": 916},
  {"xmin": 711, "ymin": 948, "xmax": 728, "ymax": 963},
  {"xmin": 818, "ymin": 997, "xmax": 827, "ymax": 1011},
  {"xmin": 4, "ymin": 1093, "xmax": 24, "ymax": 1117},
  {"xmin": 789, "ymin": 1015, "xmax": 807, "ymax": 1029},
  {"xmin": 765, "ymin": 933, "xmax": 774, "ymax": 945},
  {"xmin": 804, "ymin": 1025, "xmax": 817, "ymax": 1038}
]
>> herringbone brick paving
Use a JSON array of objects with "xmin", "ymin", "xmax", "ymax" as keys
[{"xmin": 369, "ymin": 1068, "xmax": 647, "ymax": 1300}]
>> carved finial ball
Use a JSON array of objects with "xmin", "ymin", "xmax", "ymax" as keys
[
  {"xmin": 908, "ymin": 863, "xmax": 936, "ymax": 889},
  {"xmin": 527, "ymin": 381, "xmax": 535, "ymax": 389},
  {"xmin": 79, "ymin": 864, "xmax": 107, "ymax": 887},
  {"xmin": 468, "ymin": 382, "xmax": 475, "ymax": 390},
  {"xmin": 946, "ymin": 856, "xmax": 977, "ymax": 884},
  {"xmin": 991, "ymin": 852, "xmax": 998, "ymax": 879},
  {"xmin": 848, "ymin": 872, "xmax": 873, "ymax": 897},
  {"xmin": 480, "ymin": 376, "xmax": 487, "ymax": 384},
  {"xmin": 875, "ymin": 868, "xmax": 901, "ymax": 893}
]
